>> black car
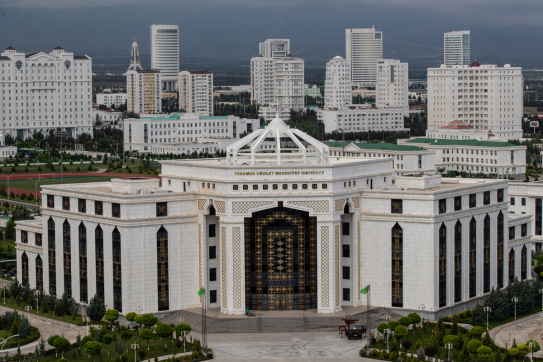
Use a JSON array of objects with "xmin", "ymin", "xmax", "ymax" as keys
[{"xmin": 346, "ymin": 324, "xmax": 366, "ymax": 339}]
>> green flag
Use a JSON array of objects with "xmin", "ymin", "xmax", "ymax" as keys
[{"xmin": 360, "ymin": 285, "xmax": 370, "ymax": 294}]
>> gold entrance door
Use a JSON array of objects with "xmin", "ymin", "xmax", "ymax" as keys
[{"xmin": 267, "ymin": 230, "xmax": 294, "ymax": 311}]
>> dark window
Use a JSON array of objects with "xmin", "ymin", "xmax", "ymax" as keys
[
  {"xmin": 391, "ymin": 199, "xmax": 403, "ymax": 214},
  {"xmin": 21, "ymin": 252, "xmax": 28, "ymax": 286},
  {"xmin": 78, "ymin": 199, "xmax": 86, "ymax": 213},
  {"xmin": 521, "ymin": 223, "xmax": 527, "ymax": 237},
  {"xmin": 210, "ymin": 290, "xmax": 217, "ymax": 303},
  {"xmin": 509, "ymin": 226, "xmax": 515, "ymax": 240},
  {"xmin": 209, "ymin": 246, "xmax": 216, "ymax": 259},
  {"xmin": 537, "ymin": 199, "xmax": 542, "ymax": 236},
  {"xmin": 35, "ymin": 255, "xmax": 43, "ymax": 290},
  {"xmin": 21, "ymin": 231, "xmax": 27, "ymax": 244},
  {"xmin": 521, "ymin": 245, "xmax": 527, "ymax": 280},
  {"xmin": 95, "ymin": 225, "xmax": 104, "ymax": 300},
  {"xmin": 48, "ymin": 217, "xmax": 56, "ymax": 295},
  {"xmin": 454, "ymin": 221, "xmax": 462, "ymax": 303},
  {"xmin": 497, "ymin": 212, "xmax": 504, "ymax": 288},
  {"xmin": 392, "ymin": 223, "xmax": 403, "ymax": 307},
  {"xmin": 95, "ymin": 201, "xmax": 103, "ymax": 215},
  {"xmin": 497, "ymin": 189, "xmax": 504, "ymax": 203},
  {"xmin": 79, "ymin": 223, "xmax": 87, "ymax": 303},
  {"xmin": 342, "ymin": 222, "xmax": 350, "ymax": 236},
  {"xmin": 63, "ymin": 220, "xmax": 72, "ymax": 298},
  {"xmin": 35, "ymin": 233, "xmax": 42, "ymax": 247},
  {"xmin": 342, "ymin": 244, "xmax": 350, "ymax": 258},
  {"xmin": 522, "ymin": 198, "xmax": 526, "ymax": 206},
  {"xmin": 209, "ymin": 224, "xmax": 216, "ymax": 238},
  {"xmin": 483, "ymin": 215, "xmax": 490, "ymax": 293},
  {"xmin": 157, "ymin": 226, "xmax": 169, "ymax": 311},
  {"xmin": 62, "ymin": 197, "xmax": 70, "ymax": 211},
  {"xmin": 439, "ymin": 199, "xmax": 447, "ymax": 214},
  {"xmin": 509, "ymin": 249, "xmax": 515, "ymax": 283},
  {"xmin": 454, "ymin": 196, "xmax": 462, "ymax": 211},
  {"xmin": 210, "ymin": 268, "xmax": 217, "ymax": 281},
  {"xmin": 484, "ymin": 191, "xmax": 490, "ymax": 205},
  {"xmin": 47, "ymin": 195, "xmax": 55, "ymax": 208},
  {"xmin": 439, "ymin": 223, "xmax": 447, "ymax": 307},
  {"xmin": 112, "ymin": 227, "xmax": 122, "ymax": 312},
  {"xmin": 469, "ymin": 218, "xmax": 476, "ymax": 298},
  {"xmin": 112, "ymin": 203, "xmax": 121, "ymax": 218},
  {"xmin": 343, "ymin": 288, "xmax": 351, "ymax": 301},
  {"xmin": 342, "ymin": 266, "xmax": 350, "ymax": 280},
  {"xmin": 510, "ymin": 197, "xmax": 515, "ymax": 206},
  {"xmin": 156, "ymin": 202, "xmax": 167, "ymax": 217},
  {"xmin": 469, "ymin": 194, "xmax": 476, "ymax": 208}
]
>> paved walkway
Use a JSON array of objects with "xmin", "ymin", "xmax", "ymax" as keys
[
  {"xmin": 0, "ymin": 306, "xmax": 84, "ymax": 356},
  {"xmin": 491, "ymin": 312, "xmax": 543, "ymax": 357}
]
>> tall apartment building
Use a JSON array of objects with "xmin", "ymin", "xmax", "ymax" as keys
[
  {"xmin": 427, "ymin": 62, "xmax": 523, "ymax": 140},
  {"xmin": 150, "ymin": 24, "xmax": 179, "ymax": 91},
  {"xmin": 324, "ymin": 55, "xmax": 352, "ymax": 109},
  {"xmin": 0, "ymin": 46, "xmax": 92, "ymax": 140},
  {"xmin": 346, "ymin": 27, "xmax": 383, "ymax": 87},
  {"xmin": 126, "ymin": 70, "xmax": 162, "ymax": 114},
  {"xmin": 444, "ymin": 31, "xmax": 470, "ymax": 66},
  {"xmin": 179, "ymin": 70, "xmax": 213, "ymax": 116},
  {"xmin": 250, "ymin": 55, "xmax": 304, "ymax": 110},
  {"xmin": 376, "ymin": 59, "xmax": 408, "ymax": 114},
  {"xmin": 259, "ymin": 39, "xmax": 290, "ymax": 59}
]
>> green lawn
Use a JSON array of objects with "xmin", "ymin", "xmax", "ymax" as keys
[{"xmin": 0, "ymin": 176, "xmax": 115, "ymax": 192}]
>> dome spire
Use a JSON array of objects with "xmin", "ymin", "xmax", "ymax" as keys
[{"xmin": 127, "ymin": 37, "xmax": 143, "ymax": 72}]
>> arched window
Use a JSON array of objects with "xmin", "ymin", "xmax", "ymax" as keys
[
  {"xmin": 392, "ymin": 223, "xmax": 403, "ymax": 308},
  {"xmin": 48, "ymin": 217, "xmax": 56, "ymax": 294},
  {"xmin": 112, "ymin": 227, "xmax": 122, "ymax": 312},
  {"xmin": 36, "ymin": 255, "xmax": 43, "ymax": 290},
  {"xmin": 439, "ymin": 223, "xmax": 447, "ymax": 307},
  {"xmin": 497, "ymin": 212, "xmax": 504, "ymax": 288},
  {"xmin": 509, "ymin": 248, "xmax": 515, "ymax": 283},
  {"xmin": 483, "ymin": 215, "xmax": 490, "ymax": 293},
  {"xmin": 157, "ymin": 226, "xmax": 169, "ymax": 311},
  {"xmin": 21, "ymin": 252, "xmax": 29, "ymax": 286},
  {"xmin": 469, "ymin": 218, "xmax": 477, "ymax": 298},
  {"xmin": 454, "ymin": 221, "xmax": 462, "ymax": 303},
  {"xmin": 95, "ymin": 225, "xmax": 104, "ymax": 300},
  {"xmin": 521, "ymin": 245, "xmax": 527, "ymax": 280},
  {"xmin": 63, "ymin": 220, "xmax": 72, "ymax": 297},
  {"xmin": 79, "ymin": 223, "xmax": 87, "ymax": 303}
]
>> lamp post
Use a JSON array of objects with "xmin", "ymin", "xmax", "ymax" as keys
[
  {"xmin": 529, "ymin": 341, "xmax": 535, "ymax": 361},
  {"xmin": 25, "ymin": 305, "xmax": 32, "ymax": 317},
  {"xmin": 445, "ymin": 342, "xmax": 454, "ymax": 361},
  {"xmin": 483, "ymin": 307, "xmax": 492, "ymax": 331},
  {"xmin": 512, "ymin": 297, "xmax": 519, "ymax": 320},
  {"xmin": 36, "ymin": 287, "xmax": 40, "ymax": 313},
  {"xmin": 131, "ymin": 344, "xmax": 139, "ymax": 362},
  {"xmin": 83, "ymin": 316, "xmax": 90, "ymax": 336},
  {"xmin": 7, "ymin": 174, "xmax": 14, "ymax": 200},
  {"xmin": 384, "ymin": 328, "xmax": 391, "ymax": 351},
  {"xmin": 509, "ymin": 330, "xmax": 516, "ymax": 346},
  {"xmin": 419, "ymin": 304, "xmax": 426, "ymax": 321}
]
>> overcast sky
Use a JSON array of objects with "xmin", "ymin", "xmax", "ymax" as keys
[{"xmin": 2, "ymin": 0, "xmax": 543, "ymax": 26}]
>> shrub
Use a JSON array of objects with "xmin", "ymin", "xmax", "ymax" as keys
[
  {"xmin": 407, "ymin": 313, "xmax": 421, "ymax": 326},
  {"xmin": 103, "ymin": 334, "xmax": 113, "ymax": 345},
  {"xmin": 389, "ymin": 351, "xmax": 398, "ymax": 360},
  {"xmin": 54, "ymin": 302, "xmax": 63, "ymax": 316},
  {"xmin": 53, "ymin": 337, "xmax": 70, "ymax": 354},
  {"xmin": 388, "ymin": 321, "xmax": 400, "ymax": 330},
  {"xmin": 48, "ymin": 335, "xmax": 60, "ymax": 347},
  {"xmin": 120, "ymin": 331, "xmax": 132, "ymax": 341},
  {"xmin": 399, "ymin": 316, "xmax": 410, "ymax": 326},
  {"xmin": 402, "ymin": 339, "xmax": 412, "ymax": 351},
  {"xmin": 469, "ymin": 326, "xmax": 484, "ymax": 339},
  {"xmin": 370, "ymin": 349, "xmax": 379, "ymax": 357},
  {"xmin": 424, "ymin": 346, "xmax": 438, "ymax": 358},
  {"xmin": 138, "ymin": 351, "xmax": 147, "ymax": 360},
  {"xmin": 467, "ymin": 339, "xmax": 483, "ymax": 354},
  {"xmin": 477, "ymin": 345, "xmax": 493, "ymax": 361},
  {"xmin": 394, "ymin": 325, "xmax": 408, "ymax": 341},
  {"xmin": 443, "ymin": 335, "xmax": 460, "ymax": 348},
  {"xmin": 465, "ymin": 309, "xmax": 473, "ymax": 317},
  {"xmin": 81, "ymin": 336, "xmax": 94, "ymax": 346}
]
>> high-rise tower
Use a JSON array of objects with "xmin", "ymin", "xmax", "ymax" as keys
[
  {"xmin": 444, "ymin": 31, "xmax": 470, "ymax": 66},
  {"xmin": 127, "ymin": 37, "xmax": 143, "ymax": 72},
  {"xmin": 346, "ymin": 27, "xmax": 383, "ymax": 87},
  {"xmin": 150, "ymin": 24, "xmax": 179, "ymax": 91}
]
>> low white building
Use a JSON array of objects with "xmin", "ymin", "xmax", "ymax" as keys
[
  {"xmin": 304, "ymin": 85, "xmax": 321, "ymax": 97},
  {"xmin": 96, "ymin": 93, "xmax": 127, "ymax": 109},
  {"xmin": 398, "ymin": 137, "xmax": 527, "ymax": 178},
  {"xmin": 426, "ymin": 120, "xmax": 501, "ymax": 141},
  {"xmin": 93, "ymin": 109, "xmax": 122, "ymax": 123},
  {"xmin": 0, "ymin": 133, "xmax": 16, "ymax": 158},
  {"xmin": 123, "ymin": 113, "xmax": 259, "ymax": 153},
  {"xmin": 258, "ymin": 104, "xmax": 291, "ymax": 121},
  {"xmin": 318, "ymin": 105, "xmax": 409, "ymax": 133}
]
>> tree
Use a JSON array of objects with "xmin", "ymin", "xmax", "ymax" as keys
[
  {"xmin": 467, "ymin": 339, "xmax": 483, "ymax": 354},
  {"xmin": 53, "ymin": 337, "xmax": 70, "ymax": 357},
  {"xmin": 175, "ymin": 323, "xmax": 191, "ymax": 339},
  {"xmin": 155, "ymin": 323, "xmax": 173, "ymax": 339},
  {"xmin": 469, "ymin": 326, "xmax": 484, "ymax": 339},
  {"xmin": 527, "ymin": 340, "xmax": 541, "ymax": 353},
  {"xmin": 482, "ymin": 329, "xmax": 493, "ymax": 347},
  {"xmin": 139, "ymin": 329, "xmax": 153, "ymax": 345},
  {"xmin": 120, "ymin": 331, "xmax": 132, "ymax": 341},
  {"xmin": 18, "ymin": 316, "xmax": 31, "ymax": 339},
  {"xmin": 81, "ymin": 336, "xmax": 94, "ymax": 346},
  {"xmin": 484, "ymin": 287, "xmax": 509, "ymax": 321},
  {"xmin": 54, "ymin": 302, "xmax": 63, "ymax": 316},
  {"xmin": 424, "ymin": 345, "xmax": 438, "ymax": 358},
  {"xmin": 394, "ymin": 325, "xmax": 408, "ymax": 343},
  {"xmin": 117, "ymin": 340, "xmax": 123, "ymax": 355},
  {"xmin": 518, "ymin": 344, "xmax": 530, "ymax": 360},
  {"xmin": 48, "ymin": 335, "xmax": 60, "ymax": 347},
  {"xmin": 443, "ymin": 335, "xmax": 460, "ymax": 348},
  {"xmin": 103, "ymin": 334, "xmax": 113, "ymax": 345},
  {"xmin": 398, "ymin": 316, "xmax": 410, "ymax": 326},
  {"xmin": 87, "ymin": 294, "xmax": 106, "ymax": 322},
  {"xmin": 477, "ymin": 345, "xmax": 493, "ymax": 361},
  {"xmin": 104, "ymin": 309, "xmax": 120, "ymax": 323},
  {"xmin": 125, "ymin": 312, "xmax": 137, "ymax": 323},
  {"xmin": 377, "ymin": 322, "xmax": 389, "ymax": 336},
  {"xmin": 140, "ymin": 314, "xmax": 158, "ymax": 329},
  {"xmin": 10, "ymin": 316, "xmax": 19, "ymax": 335},
  {"xmin": 460, "ymin": 343, "xmax": 469, "ymax": 361},
  {"xmin": 84, "ymin": 341, "xmax": 102, "ymax": 362},
  {"xmin": 450, "ymin": 317, "xmax": 459, "ymax": 335},
  {"xmin": 59, "ymin": 292, "xmax": 76, "ymax": 315},
  {"xmin": 134, "ymin": 315, "xmax": 143, "ymax": 329},
  {"xmin": 416, "ymin": 346, "xmax": 426, "ymax": 362}
]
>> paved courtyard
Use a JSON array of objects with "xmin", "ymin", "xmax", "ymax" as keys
[{"xmin": 491, "ymin": 313, "xmax": 543, "ymax": 358}]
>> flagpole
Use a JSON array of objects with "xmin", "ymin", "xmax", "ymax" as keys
[{"xmin": 367, "ymin": 284, "xmax": 370, "ymax": 353}]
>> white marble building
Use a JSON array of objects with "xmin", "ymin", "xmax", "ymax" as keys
[
  {"xmin": 318, "ymin": 105, "xmax": 409, "ymax": 133},
  {"xmin": 15, "ymin": 116, "xmax": 532, "ymax": 318}
]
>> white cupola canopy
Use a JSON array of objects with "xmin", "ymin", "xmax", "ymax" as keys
[{"xmin": 226, "ymin": 114, "xmax": 329, "ymax": 166}]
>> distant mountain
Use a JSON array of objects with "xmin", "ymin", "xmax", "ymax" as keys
[{"xmin": 1, "ymin": 3, "xmax": 542, "ymax": 68}]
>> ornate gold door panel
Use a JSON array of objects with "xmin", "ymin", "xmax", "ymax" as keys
[{"xmin": 245, "ymin": 207, "xmax": 317, "ymax": 311}]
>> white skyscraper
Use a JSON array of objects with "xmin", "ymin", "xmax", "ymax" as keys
[
  {"xmin": 324, "ymin": 56, "xmax": 352, "ymax": 109},
  {"xmin": 427, "ymin": 62, "xmax": 523, "ymax": 139},
  {"xmin": 259, "ymin": 39, "xmax": 290, "ymax": 59},
  {"xmin": 376, "ymin": 59, "xmax": 408, "ymax": 114},
  {"xmin": 179, "ymin": 70, "xmax": 213, "ymax": 116},
  {"xmin": 346, "ymin": 27, "xmax": 383, "ymax": 87},
  {"xmin": 0, "ymin": 46, "xmax": 92, "ymax": 140},
  {"xmin": 150, "ymin": 24, "xmax": 179, "ymax": 91},
  {"xmin": 444, "ymin": 31, "xmax": 470, "ymax": 66}
]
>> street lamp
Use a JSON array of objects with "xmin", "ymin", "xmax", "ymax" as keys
[
  {"xmin": 131, "ymin": 344, "xmax": 139, "ymax": 362},
  {"xmin": 384, "ymin": 328, "xmax": 391, "ymax": 350},
  {"xmin": 508, "ymin": 330, "xmax": 516, "ymax": 346},
  {"xmin": 82, "ymin": 316, "xmax": 90, "ymax": 336},
  {"xmin": 483, "ymin": 307, "xmax": 492, "ymax": 331},
  {"xmin": 529, "ymin": 341, "xmax": 535, "ymax": 361},
  {"xmin": 512, "ymin": 297, "xmax": 519, "ymax": 320},
  {"xmin": 419, "ymin": 304, "xmax": 426, "ymax": 321},
  {"xmin": 445, "ymin": 342, "xmax": 454, "ymax": 361},
  {"xmin": 25, "ymin": 305, "xmax": 32, "ymax": 317}
]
